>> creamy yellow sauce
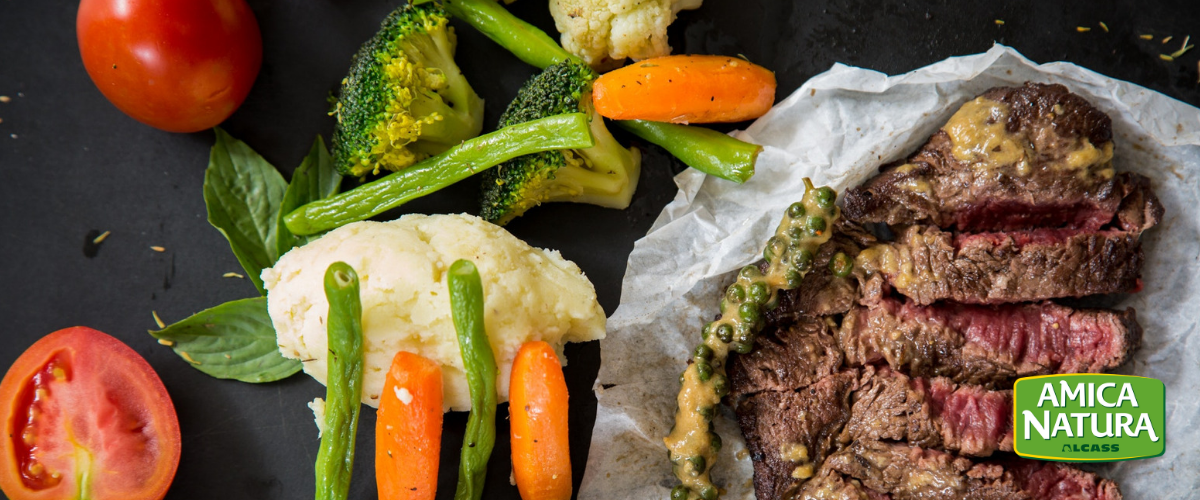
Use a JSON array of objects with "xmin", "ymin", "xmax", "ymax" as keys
[
  {"xmin": 855, "ymin": 244, "xmax": 915, "ymax": 290},
  {"xmin": 665, "ymin": 180, "xmax": 841, "ymax": 500},
  {"xmin": 940, "ymin": 96, "xmax": 1115, "ymax": 179}
]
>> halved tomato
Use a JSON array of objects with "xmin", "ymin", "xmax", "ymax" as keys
[{"xmin": 0, "ymin": 327, "xmax": 181, "ymax": 500}]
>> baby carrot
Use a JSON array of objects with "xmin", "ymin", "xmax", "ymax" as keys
[
  {"xmin": 376, "ymin": 351, "xmax": 444, "ymax": 500},
  {"xmin": 509, "ymin": 341, "xmax": 572, "ymax": 500},
  {"xmin": 592, "ymin": 55, "xmax": 776, "ymax": 124}
]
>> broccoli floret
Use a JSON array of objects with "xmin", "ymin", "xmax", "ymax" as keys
[
  {"xmin": 479, "ymin": 60, "xmax": 640, "ymax": 225},
  {"xmin": 331, "ymin": 3, "xmax": 484, "ymax": 177}
]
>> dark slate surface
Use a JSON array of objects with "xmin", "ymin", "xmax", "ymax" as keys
[{"xmin": 0, "ymin": 0, "xmax": 1196, "ymax": 499}]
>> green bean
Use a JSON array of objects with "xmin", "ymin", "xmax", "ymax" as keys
[
  {"xmin": 616, "ymin": 120, "xmax": 761, "ymax": 184},
  {"xmin": 448, "ymin": 260, "xmax": 498, "ymax": 500},
  {"xmin": 314, "ymin": 262, "xmax": 364, "ymax": 500},
  {"xmin": 284, "ymin": 113, "xmax": 595, "ymax": 235},
  {"xmin": 439, "ymin": 0, "xmax": 579, "ymax": 70}
]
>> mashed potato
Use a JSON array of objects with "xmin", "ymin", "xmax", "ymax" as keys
[{"xmin": 262, "ymin": 214, "xmax": 606, "ymax": 411}]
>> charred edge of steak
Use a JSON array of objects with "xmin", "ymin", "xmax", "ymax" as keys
[
  {"xmin": 843, "ymin": 82, "xmax": 1163, "ymax": 235},
  {"xmin": 839, "ymin": 297, "xmax": 1143, "ymax": 386},
  {"xmin": 983, "ymin": 82, "xmax": 1112, "ymax": 147},
  {"xmin": 764, "ymin": 221, "xmax": 873, "ymax": 326},
  {"xmin": 735, "ymin": 371, "xmax": 859, "ymax": 500},
  {"xmin": 729, "ymin": 317, "xmax": 845, "ymax": 400},
  {"xmin": 844, "ymin": 367, "xmax": 1013, "ymax": 457},
  {"xmin": 861, "ymin": 224, "xmax": 1145, "ymax": 305},
  {"xmin": 805, "ymin": 440, "xmax": 1122, "ymax": 500}
]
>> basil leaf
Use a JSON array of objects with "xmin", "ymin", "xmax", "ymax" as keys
[
  {"xmin": 278, "ymin": 136, "xmax": 342, "ymax": 250},
  {"xmin": 204, "ymin": 128, "xmax": 289, "ymax": 295},
  {"xmin": 150, "ymin": 297, "xmax": 301, "ymax": 383}
]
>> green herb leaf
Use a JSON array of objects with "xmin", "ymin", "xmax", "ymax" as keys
[
  {"xmin": 150, "ymin": 297, "xmax": 301, "ymax": 383},
  {"xmin": 278, "ymin": 136, "xmax": 342, "ymax": 251},
  {"xmin": 204, "ymin": 128, "xmax": 289, "ymax": 295}
]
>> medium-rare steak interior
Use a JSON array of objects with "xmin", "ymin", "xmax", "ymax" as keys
[
  {"xmin": 839, "ymin": 298, "xmax": 1142, "ymax": 385},
  {"xmin": 720, "ymin": 83, "xmax": 1159, "ymax": 500}
]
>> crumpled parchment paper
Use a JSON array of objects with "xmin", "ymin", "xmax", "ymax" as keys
[{"xmin": 579, "ymin": 44, "xmax": 1200, "ymax": 499}]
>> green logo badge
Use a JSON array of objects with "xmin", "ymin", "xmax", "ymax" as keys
[{"xmin": 1013, "ymin": 374, "xmax": 1164, "ymax": 461}]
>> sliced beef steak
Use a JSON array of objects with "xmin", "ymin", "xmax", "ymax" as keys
[
  {"xmin": 856, "ymin": 224, "xmax": 1144, "ymax": 304},
  {"xmin": 806, "ymin": 440, "xmax": 1121, "ymax": 500},
  {"xmin": 764, "ymin": 223, "xmax": 872, "ymax": 326},
  {"xmin": 735, "ymin": 371, "xmax": 858, "ymax": 500},
  {"xmin": 843, "ymin": 83, "xmax": 1163, "ymax": 234},
  {"xmin": 839, "ymin": 297, "xmax": 1142, "ymax": 385},
  {"xmin": 729, "ymin": 318, "xmax": 844, "ymax": 399},
  {"xmin": 844, "ymin": 368, "xmax": 1013, "ymax": 456}
]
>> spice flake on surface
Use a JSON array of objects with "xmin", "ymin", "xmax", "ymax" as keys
[
  {"xmin": 1076, "ymin": 26, "xmax": 1091, "ymax": 32},
  {"xmin": 150, "ymin": 245, "xmax": 166, "ymax": 252},
  {"xmin": 1163, "ymin": 36, "xmax": 1174, "ymax": 44},
  {"xmin": 1099, "ymin": 22, "xmax": 1109, "ymax": 32},
  {"xmin": 223, "ymin": 272, "xmax": 245, "ymax": 279},
  {"xmin": 158, "ymin": 338, "xmax": 175, "ymax": 347},
  {"xmin": 152, "ymin": 310, "xmax": 166, "ymax": 328},
  {"xmin": 180, "ymin": 351, "xmax": 201, "ymax": 365},
  {"xmin": 1160, "ymin": 54, "xmax": 1175, "ymax": 61},
  {"xmin": 0, "ymin": 96, "xmax": 9, "ymax": 103},
  {"xmin": 995, "ymin": 19, "xmax": 1005, "ymax": 25},
  {"xmin": 1141, "ymin": 34, "xmax": 1154, "ymax": 40},
  {"xmin": 92, "ymin": 230, "xmax": 111, "ymax": 244}
]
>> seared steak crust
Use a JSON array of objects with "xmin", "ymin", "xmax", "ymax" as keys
[
  {"xmin": 807, "ymin": 440, "xmax": 1122, "ymax": 500},
  {"xmin": 838, "ymin": 298, "xmax": 1143, "ymax": 386},
  {"xmin": 728, "ymin": 318, "xmax": 843, "ymax": 399},
  {"xmin": 859, "ymin": 225, "xmax": 1144, "ymax": 305},
  {"xmin": 843, "ymin": 83, "xmax": 1162, "ymax": 234},
  {"xmin": 736, "ymin": 371, "xmax": 859, "ymax": 500}
]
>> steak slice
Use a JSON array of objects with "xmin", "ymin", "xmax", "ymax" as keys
[
  {"xmin": 843, "ymin": 83, "xmax": 1163, "ymax": 234},
  {"xmin": 844, "ymin": 367, "xmax": 1013, "ymax": 456},
  {"xmin": 838, "ymin": 297, "xmax": 1142, "ymax": 386},
  {"xmin": 736, "ymin": 371, "xmax": 858, "ymax": 500},
  {"xmin": 856, "ymin": 224, "xmax": 1144, "ymax": 305},
  {"xmin": 729, "ymin": 318, "xmax": 844, "ymax": 399},
  {"xmin": 764, "ymin": 222, "xmax": 873, "ymax": 326},
  {"xmin": 805, "ymin": 440, "xmax": 1121, "ymax": 500}
]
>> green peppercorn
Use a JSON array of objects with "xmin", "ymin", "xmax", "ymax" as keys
[
  {"xmin": 735, "ymin": 321, "xmax": 753, "ymax": 338},
  {"xmin": 689, "ymin": 455, "xmax": 707, "ymax": 474},
  {"xmin": 699, "ymin": 485, "xmax": 718, "ymax": 500},
  {"xmin": 814, "ymin": 186, "xmax": 836, "ymax": 210},
  {"xmin": 805, "ymin": 215, "xmax": 826, "ymax": 236},
  {"xmin": 701, "ymin": 321, "xmax": 713, "ymax": 340},
  {"xmin": 671, "ymin": 485, "xmax": 689, "ymax": 500},
  {"xmin": 829, "ymin": 251, "xmax": 854, "ymax": 278},
  {"xmin": 787, "ymin": 225, "xmax": 804, "ymax": 241},
  {"xmin": 694, "ymin": 344, "xmax": 714, "ymax": 361},
  {"xmin": 788, "ymin": 202, "xmax": 806, "ymax": 219},
  {"xmin": 731, "ymin": 341, "xmax": 753, "ymax": 354},
  {"xmin": 791, "ymin": 248, "xmax": 814, "ymax": 271},
  {"xmin": 711, "ymin": 432, "xmax": 723, "ymax": 453},
  {"xmin": 716, "ymin": 323, "xmax": 734, "ymax": 343},
  {"xmin": 748, "ymin": 281, "xmax": 769, "ymax": 304},
  {"xmin": 698, "ymin": 405, "xmax": 714, "ymax": 419},
  {"xmin": 712, "ymin": 374, "xmax": 729, "ymax": 397},
  {"xmin": 740, "ymin": 265, "xmax": 761, "ymax": 279},
  {"xmin": 738, "ymin": 303, "xmax": 761, "ymax": 324},
  {"xmin": 726, "ymin": 283, "xmax": 746, "ymax": 303},
  {"xmin": 784, "ymin": 270, "xmax": 802, "ymax": 289},
  {"xmin": 695, "ymin": 362, "xmax": 713, "ymax": 381}
]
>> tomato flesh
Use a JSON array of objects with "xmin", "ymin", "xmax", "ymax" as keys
[{"xmin": 0, "ymin": 327, "xmax": 181, "ymax": 500}]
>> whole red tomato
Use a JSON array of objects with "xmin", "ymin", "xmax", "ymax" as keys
[{"xmin": 77, "ymin": 0, "xmax": 262, "ymax": 133}]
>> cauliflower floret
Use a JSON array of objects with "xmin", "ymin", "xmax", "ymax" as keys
[
  {"xmin": 262, "ymin": 214, "xmax": 606, "ymax": 411},
  {"xmin": 550, "ymin": 0, "xmax": 703, "ymax": 69}
]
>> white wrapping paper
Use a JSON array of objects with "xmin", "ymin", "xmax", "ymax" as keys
[{"xmin": 579, "ymin": 44, "xmax": 1200, "ymax": 499}]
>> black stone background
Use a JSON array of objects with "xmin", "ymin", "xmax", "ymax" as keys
[{"xmin": 1, "ymin": 0, "xmax": 1198, "ymax": 498}]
